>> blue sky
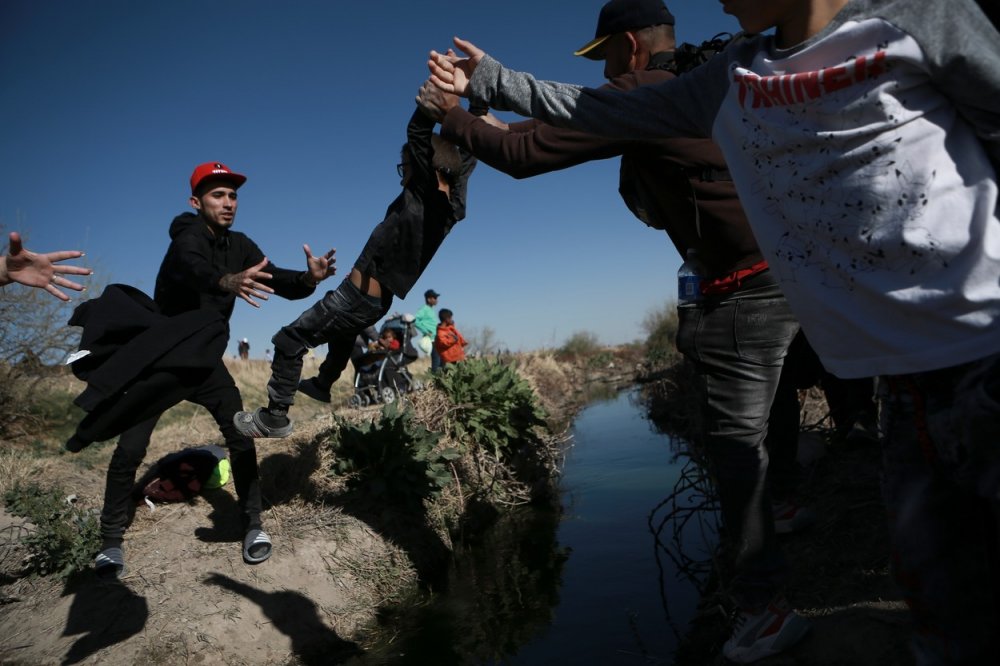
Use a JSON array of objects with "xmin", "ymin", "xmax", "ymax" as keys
[{"xmin": 1, "ymin": 1, "xmax": 739, "ymax": 357}]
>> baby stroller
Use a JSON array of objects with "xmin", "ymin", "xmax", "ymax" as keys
[{"xmin": 348, "ymin": 313, "xmax": 422, "ymax": 407}]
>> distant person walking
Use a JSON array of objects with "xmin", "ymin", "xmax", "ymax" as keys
[
  {"xmin": 434, "ymin": 308, "xmax": 467, "ymax": 367},
  {"xmin": 238, "ymin": 338, "xmax": 250, "ymax": 361},
  {"xmin": 414, "ymin": 288, "xmax": 441, "ymax": 370}
]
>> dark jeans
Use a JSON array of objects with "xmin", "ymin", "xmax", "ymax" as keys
[
  {"xmin": 878, "ymin": 353, "xmax": 1000, "ymax": 663},
  {"xmin": 100, "ymin": 362, "xmax": 262, "ymax": 543},
  {"xmin": 765, "ymin": 331, "xmax": 817, "ymax": 499},
  {"xmin": 675, "ymin": 271, "xmax": 800, "ymax": 610},
  {"xmin": 269, "ymin": 278, "xmax": 391, "ymax": 407}
]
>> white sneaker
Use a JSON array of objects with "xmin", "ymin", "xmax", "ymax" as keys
[{"xmin": 723, "ymin": 597, "xmax": 809, "ymax": 663}]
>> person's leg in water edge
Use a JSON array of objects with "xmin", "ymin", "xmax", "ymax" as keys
[{"xmin": 675, "ymin": 275, "xmax": 809, "ymax": 663}]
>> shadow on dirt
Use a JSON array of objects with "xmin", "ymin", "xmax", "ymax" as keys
[
  {"xmin": 205, "ymin": 573, "xmax": 361, "ymax": 665},
  {"xmin": 60, "ymin": 571, "xmax": 148, "ymax": 665}
]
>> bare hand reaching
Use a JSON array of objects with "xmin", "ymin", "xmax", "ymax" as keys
[
  {"xmin": 219, "ymin": 257, "xmax": 274, "ymax": 308},
  {"xmin": 0, "ymin": 231, "xmax": 92, "ymax": 301},
  {"xmin": 303, "ymin": 244, "xmax": 336, "ymax": 286},
  {"xmin": 428, "ymin": 37, "xmax": 486, "ymax": 98}
]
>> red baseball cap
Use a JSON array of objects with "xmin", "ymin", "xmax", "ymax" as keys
[{"xmin": 189, "ymin": 162, "xmax": 247, "ymax": 194}]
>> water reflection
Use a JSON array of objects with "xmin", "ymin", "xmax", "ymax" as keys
[
  {"xmin": 648, "ymin": 456, "xmax": 721, "ymax": 645},
  {"xmin": 357, "ymin": 389, "xmax": 717, "ymax": 665},
  {"xmin": 358, "ymin": 506, "xmax": 567, "ymax": 665}
]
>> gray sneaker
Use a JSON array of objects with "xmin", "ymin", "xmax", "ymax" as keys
[{"xmin": 233, "ymin": 408, "xmax": 294, "ymax": 438}]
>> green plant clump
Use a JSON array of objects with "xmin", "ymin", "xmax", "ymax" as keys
[
  {"xmin": 434, "ymin": 358, "xmax": 547, "ymax": 461},
  {"xmin": 3, "ymin": 482, "xmax": 101, "ymax": 577},
  {"xmin": 586, "ymin": 351, "xmax": 615, "ymax": 369},
  {"xmin": 333, "ymin": 403, "xmax": 459, "ymax": 507},
  {"xmin": 556, "ymin": 330, "xmax": 601, "ymax": 360}
]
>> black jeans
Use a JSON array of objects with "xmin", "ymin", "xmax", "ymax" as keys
[
  {"xmin": 269, "ymin": 278, "xmax": 391, "ymax": 407},
  {"xmin": 100, "ymin": 362, "xmax": 262, "ymax": 543},
  {"xmin": 675, "ymin": 271, "xmax": 800, "ymax": 609}
]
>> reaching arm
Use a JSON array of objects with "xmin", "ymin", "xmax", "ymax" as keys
[
  {"xmin": 301, "ymin": 244, "xmax": 337, "ymax": 287},
  {"xmin": 406, "ymin": 107, "xmax": 436, "ymax": 186},
  {"xmin": 218, "ymin": 257, "xmax": 276, "ymax": 309},
  {"xmin": 0, "ymin": 231, "xmax": 92, "ymax": 301},
  {"xmin": 430, "ymin": 37, "xmax": 721, "ymax": 141},
  {"xmin": 216, "ymin": 238, "xmax": 334, "ymax": 308},
  {"xmin": 441, "ymin": 105, "xmax": 630, "ymax": 179}
]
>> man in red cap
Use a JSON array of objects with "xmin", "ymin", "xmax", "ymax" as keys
[{"xmin": 93, "ymin": 162, "xmax": 335, "ymax": 579}]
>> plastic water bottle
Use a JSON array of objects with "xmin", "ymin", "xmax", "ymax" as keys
[{"xmin": 677, "ymin": 249, "xmax": 703, "ymax": 305}]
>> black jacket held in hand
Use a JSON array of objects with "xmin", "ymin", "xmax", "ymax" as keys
[
  {"xmin": 154, "ymin": 213, "xmax": 316, "ymax": 320},
  {"xmin": 66, "ymin": 284, "xmax": 228, "ymax": 448}
]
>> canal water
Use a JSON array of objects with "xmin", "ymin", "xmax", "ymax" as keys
[{"xmin": 362, "ymin": 388, "xmax": 718, "ymax": 665}]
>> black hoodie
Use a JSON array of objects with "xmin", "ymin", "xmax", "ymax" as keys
[{"xmin": 153, "ymin": 212, "xmax": 315, "ymax": 321}]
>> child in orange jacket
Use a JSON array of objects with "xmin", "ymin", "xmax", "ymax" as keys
[{"xmin": 433, "ymin": 308, "xmax": 467, "ymax": 366}]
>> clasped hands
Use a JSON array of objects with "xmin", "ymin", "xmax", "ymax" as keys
[
  {"xmin": 426, "ymin": 37, "xmax": 485, "ymax": 99},
  {"xmin": 418, "ymin": 38, "xmax": 509, "ymax": 130}
]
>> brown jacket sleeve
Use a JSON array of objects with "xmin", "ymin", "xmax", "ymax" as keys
[
  {"xmin": 438, "ymin": 70, "xmax": 671, "ymax": 179},
  {"xmin": 441, "ymin": 106, "xmax": 632, "ymax": 179}
]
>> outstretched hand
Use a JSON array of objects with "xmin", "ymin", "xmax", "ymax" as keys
[
  {"xmin": 303, "ymin": 244, "xmax": 336, "ymax": 285},
  {"xmin": 428, "ymin": 37, "xmax": 485, "ymax": 98},
  {"xmin": 220, "ymin": 257, "xmax": 274, "ymax": 308},
  {"xmin": 0, "ymin": 231, "xmax": 92, "ymax": 301}
]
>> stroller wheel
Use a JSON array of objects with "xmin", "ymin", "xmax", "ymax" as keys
[
  {"xmin": 380, "ymin": 386, "xmax": 396, "ymax": 404},
  {"xmin": 361, "ymin": 393, "xmax": 372, "ymax": 407},
  {"xmin": 348, "ymin": 394, "xmax": 363, "ymax": 409},
  {"xmin": 412, "ymin": 379, "xmax": 424, "ymax": 391}
]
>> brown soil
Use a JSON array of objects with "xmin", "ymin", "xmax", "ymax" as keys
[{"xmin": 0, "ymin": 413, "xmax": 401, "ymax": 665}]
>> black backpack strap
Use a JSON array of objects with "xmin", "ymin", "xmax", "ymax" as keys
[{"xmin": 648, "ymin": 33, "xmax": 734, "ymax": 76}]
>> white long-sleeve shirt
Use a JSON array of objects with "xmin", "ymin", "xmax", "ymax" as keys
[{"xmin": 470, "ymin": 0, "xmax": 1000, "ymax": 378}]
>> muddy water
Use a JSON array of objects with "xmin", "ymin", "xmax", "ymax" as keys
[{"xmin": 361, "ymin": 388, "xmax": 717, "ymax": 665}]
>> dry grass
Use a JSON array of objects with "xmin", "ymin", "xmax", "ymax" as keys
[{"xmin": 0, "ymin": 450, "xmax": 60, "ymax": 499}]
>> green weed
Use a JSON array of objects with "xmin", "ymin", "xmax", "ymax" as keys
[
  {"xmin": 332, "ymin": 403, "xmax": 460, "ymax": 508},
  {"xmin": 3, "ymin": 482, "xmax": 101, "ymax": 577},
  {"xmin": 433, "ymin": 358, "xmax": 547, "ymax": 462}
]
